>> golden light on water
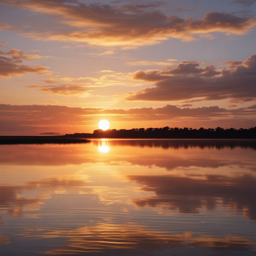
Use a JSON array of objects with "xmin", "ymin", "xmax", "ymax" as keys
[
  {"xmin": 98, "ymin": 139, "xmax": 110, "ymax": 153},
  {"xmin": 98, "ymin": 120, "xmax": 110, "ymax": 131},
  {"xmin": 98, "ymin": 145, "xmax": 110, "ymax": 153}
]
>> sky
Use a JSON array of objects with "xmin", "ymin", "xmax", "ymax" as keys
[{"xmin": 0, "ymin": 0, "xmax": 256, "ymax": 134}]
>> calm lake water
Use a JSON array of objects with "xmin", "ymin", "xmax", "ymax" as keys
[{"xmin": 0, "ymin": 139, "xmax": 256, "ymax": 256}]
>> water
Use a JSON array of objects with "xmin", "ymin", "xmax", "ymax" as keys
[{"xmin": 0, "ymin": 139, "xmax": 255, "ymax": 255}]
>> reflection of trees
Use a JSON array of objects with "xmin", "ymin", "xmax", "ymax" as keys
[
  {"xmin": 0, "ymin": 178, "xmax": 86, "ymax": 217},
  {"xmin": 127, "ymin": 155, "xmax": 228, "ymax": 171},
  {"xmin": 93, "ymin": 139, "xmax": 256, "ymax": 150},
  {"xmin": 0, "ymin": 141, "xmax": 255, "ymax": 169},
  {"xmin": 129, "ymin": 174, "xmax": 256, "ymax": 220},
  {"xmin": 24, "ymin": 223, "xmax": 255, "ymax": 255}
]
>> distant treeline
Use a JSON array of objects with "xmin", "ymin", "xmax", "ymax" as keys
[{"xmin": 65, "ymin": 127, "xmax": 256, "ymax": 139}]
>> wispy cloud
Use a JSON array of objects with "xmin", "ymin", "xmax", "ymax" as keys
[
  {"xmin": 0, "ymin": 48, "xmax": 53, "ymax": 62},
  {"xmin": 26, "ymin": 84, "xmax": 90, "ymax": 96},
  {"xmin": 32, "ymin": 71, "xmax": 142, "ymax": 95},
  {"xmin": 233, "ymin": 0, "xmax": 256, "ymax": 6},
  {"xmin": 97, "ymin": 50, "xmax": 114, "ymax": 56},
  {"xmin": 126, "ymin": 60, "xmax": 177, "ymax": 66},
  {"xmin": 43, "ymin": 77, "xmax": 57, "ymax": 83},
  {"xmin": 0, "ymin": 40, "xmax": 8, "ymax": 47},
  {"xmin": 120, "ymin": 2, "xmax": 165, "ymax": 12},
  {"xmin": 0, "ymin": 23, "xmax": 21, "ymax": 31}
]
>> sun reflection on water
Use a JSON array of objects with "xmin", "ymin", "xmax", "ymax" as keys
[
  {"xmin": 98, "ymin": 145, "xmax": 110, "ymax": 153},
  {"xmin": 98, "ymin": 139, "xmax": 110, "ymax": 153}
]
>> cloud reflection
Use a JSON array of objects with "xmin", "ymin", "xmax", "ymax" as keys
[
  {"xmin": 23, "ymin": 223, "xmax": 255, "ymax": 254},
  {"xmin": 0, "ymin": 177, "xmax": 87, "ymax": 217},
  {"xmin": 129, "ymin": 174, "xmax": 256, "ymax": 220},
  {"xmin": 0, "ymin": 233, "xmax": 9, "ymax": 245}
]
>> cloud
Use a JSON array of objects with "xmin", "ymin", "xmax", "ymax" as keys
[
  {"xmin": 0, "ymin": 56, "xmax": 50, "ymax": 77},
  {"xmin": 233, "ymin": 0, "xmax": 256, "ymax": 6},
  {"xmin": 51, "ymin": 76, "xmax": 97, "ymax": 84},
  {"xmin": 35, "ymin": 71, "xmax": 141, "ymax": 91},
  {"xmin": 129, "ymin": 174, "xmax": 256, "ymax": 220},
  {"xmin": 0, "ymin": 23, "xmax": 20, "ymax": 31},
  {"xmin": 0, "ymin": 48, "xmax": 52, "ymax": 62},
  {"xmin": 26, "ymin": 84, "xmax": 90, "ymax": 96},
  {"xmin": 101, "ymin": 105, "xmax": 233, "ymax": 120},
  {"xmin": 23, "ymin": 223, "xmax": 255, "ymax": 254},
  {"xmin": 43, "ymin": 77, "xmax": 57, "ymax": 83},
  {"xmin": 0, "ymin": 104, "xmax": 101, "ymax": 134},
  {"xmin": 120, "ymin": 2, "xmax": 165, "ymax": 12},
  {"xmin": 0, "ymin": 40, "xmax": 8, "ymax": 47},
  {"xmin": 126, "ymin": 60, "xmax": 177, "ymax": 67},
  {"xmin": 99, "ymin": 70, "xmax": 114, "ymax": 73},
  {"xmin": 0, "ymin": 104, "xmax": 256, "ymax": 134},
  {"xmin": 99, "ymin": 104, "xmax": 256, "ymax": 124},
  {"xmin": 180, "ymin": 103, "xmax": 193, "ymax": 107},
  {"xmin": 1, "ymin": 1, "xmax": 256, "ymax": 48},
  {"xmin": 27, "ymin": 70, "xmax": 142, "ymax": 95},
  {"xmin": 128, "ymin": 55, "xmax": 256, "ymax": 102},
  {"xmin": 0, "ymin": 49, "xmax": 50, "ymax": 78}
]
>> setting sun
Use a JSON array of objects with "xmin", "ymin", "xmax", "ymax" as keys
[{"xmin": 98, "ymin": 120, "xmax": 110, "ymax": 131}]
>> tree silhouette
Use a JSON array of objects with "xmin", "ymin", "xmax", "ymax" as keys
[{"xmin": 65, "ymin": 127, "xmax": 256, "ymax": 139}]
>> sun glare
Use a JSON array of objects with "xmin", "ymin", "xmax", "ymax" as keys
[{"xmin": 98, "ymin": 119, "xmax": 110, "ymax": 131}]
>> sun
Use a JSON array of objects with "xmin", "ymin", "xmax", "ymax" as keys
[{"xmin": 98, "ymin": 119, "xmax": 110, "ymax": 131}]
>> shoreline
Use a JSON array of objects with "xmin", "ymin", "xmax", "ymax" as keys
[{"xmin": 0, "ymin": 136, "xmax": 90, "ymax": 145}]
